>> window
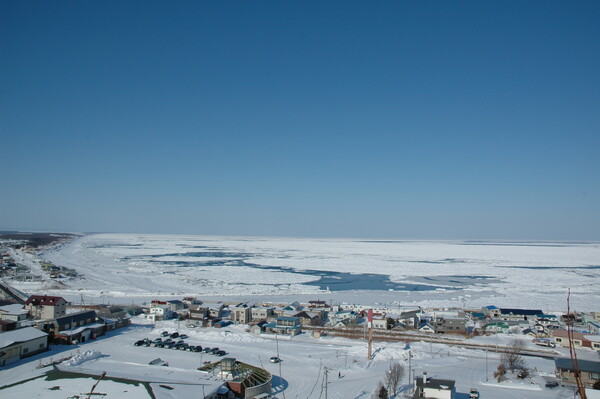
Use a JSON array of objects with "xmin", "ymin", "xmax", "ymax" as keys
[
  {"xmin": 39, "ymin": 343, "xmax": 45, "ymax": 348},
  {"xmin": 23, "ymin": 348, "xmax": 29, "ymax": 354},
  {"xmin": 589, "ymin": 372, "xmax": 600, "ymax": 380}
]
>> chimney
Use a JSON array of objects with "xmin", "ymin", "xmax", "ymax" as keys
[{"xmin": 423, "ymin": 371, "xmax": 428, "ymax": 385}]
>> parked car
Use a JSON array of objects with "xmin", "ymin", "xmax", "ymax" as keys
[
  {"xmin": 164, "ymin": 342, "xmax": 175, "ymax": 349},
  {"xmin": 192, "ymin": 346, "xmax": 203, "ymax": 352},
  {"xmin": 170, "ymin": 332, "xmax": 179, "ymax": 338},
  {"xmin": 216, "ymin": 350, "xmax": 226, "ymax": 356},
  {"xmin": 210, "ymin": 348, "xmax": 220, "ymax": 354},
  {"xmin": 134, "ymin": 339, "xmax": 146, "ymax": 346},
  {"xmin": 178, "ymin": 344, "xmax": 189, "ymax": 351},
  {"xmin": 469, "ymin": 388, "xmax": 480, "ymax": 399},
  {"xmin": 202, "ymin": 347, "xmax": 212, "ymax": 353},
  {"xmin": 161, "ymin": 331, "xmax": 169, "ymax": 337},
  {"xmin": 270, "ymin": 357, "xmax": 281, "ymax": 363},
  {"xmin": 179, "ymin": 334, "xmax": 188, "ymax": 339}
]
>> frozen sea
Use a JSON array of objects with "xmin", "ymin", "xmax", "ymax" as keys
[{"xmin": 38, "ymin": 234, "xmax": 600, "ymax": 311}]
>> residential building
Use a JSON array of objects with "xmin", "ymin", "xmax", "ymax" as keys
[
  {"xmin": 24, "ymin": 295, "xmax": 67, "ymax": 320},
  {"xmin": 555, "ymin": 358, "xmax": 600, "ymax": 388},
  {"xmin": 264, "ymin": 316, "xmax": 302, "ymax": 336},
  {"xmin": 231, "ymin": 305, "xmax": 251, "ymax": 324},
  {"xmin": 413, "ymin": 373, "xmax": 455, "ymax": 399},
  {"xmin": 0, "ymin": 327, "xmax": 48, "ymax": 366},
  {"xmin": 251, "ymin": 306, "xmax": 274, "ymax": 322},
  {"xmin": 552, "ymin": 329, "xmax": 600, "ymax": 350}
]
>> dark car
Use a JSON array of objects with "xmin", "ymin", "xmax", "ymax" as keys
[
  {"xmin": 210, "ymin": 348, "xmax": 220, "ymax": 354},
  {"xmin": 170, "ymin": 332, "xmax": 179, "ymax": 338},
  {"xmin": 143, "ymin": 340, "xmax": 152, "ymax": 347},
  {"xmin": 202, "ymin": 347, "xmax": 212, "ymax": 353},
  {"xmin": 161, "ymin": 331, "xmax": 169, "ymax": 337},
  {"xmin": 164, "ymin": 342, "xmax": 175, "ymax": 349},
  {"xmin": 192, "ymin": 346, "xmax": 203, "ymax": 352},
  {"xmin": 134, "ymin": 340, "xmax": 145, "ymax": 346},
  {"xmin": 179, "ymin": 334, "xmax": 188, "ymax": 339},
  {"xmin": 215, "ymin": 350, "xmax": 226, "ymax": 356},
  {"xmin": 178, "ymin": 344, "xmax": 189, "ymax": 351},
  {"xmin": 163, "ymin": 338, "xmax": 173, "ymax": 344}
]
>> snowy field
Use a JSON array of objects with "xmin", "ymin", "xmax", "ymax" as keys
[
  {"xmin": 18, "ymin": 233, "xmax": 597, "ymax": 312},
  {"xmin": 0, "ymin": 317, "xmax": 583, "ymax": 399}
]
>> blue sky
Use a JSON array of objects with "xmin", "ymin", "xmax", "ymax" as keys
[{"xmin": 1, "ymin": 1, "xmax": 599, "ymax": 239}]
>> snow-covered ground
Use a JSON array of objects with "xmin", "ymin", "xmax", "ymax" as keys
[
  {"xmin": 19, "ymin": 233, "xmax": 600, "ymax": 311},
  {"xmin": 0, "ymin": 317, "xmax": 582, "ymax": 399}
]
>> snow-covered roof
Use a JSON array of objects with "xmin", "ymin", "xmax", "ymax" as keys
[
  {"xmin": 584, "ymin": 335, "xmax": 600, "ymax": 342},
  {"xmin": 0, "ymin": 327, "xmax": 48, "ymax": 349},
  {"xmin": 58, "ymin": 322, "xmax": 105, "ymax": 336},
  {"xmin": 0, "ymin": 304, "xmax": 28, "ymax": 315}
]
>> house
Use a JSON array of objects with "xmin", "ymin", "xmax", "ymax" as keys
[
  {"xmin": 555, "ymin": 358, "xmax": 600, "ymax": 387},
  {"xmin": 0, "ymin": 303, "xmax": 29, "ymax": 326},
  {"xmin": 95, "ymin": 305, "xmax": 131, "ymax": 330},
  {"xmin": 24, "ymin": 295, "xmax": 67, "ymax": 320},
  {"xmin": 189, "ymin": 304, "xmax": 210, "ymax": 320},
  {"xmin": 36, "ymin": 310, "xmax": 103, "ymax": 344},
  {"xmin": 372, "ymin": 316, "xmax": 394, "ymax": 330},
  {"xmin": 484, "ymin": 321, "xmax": 510, "ymax": 334},
  {"xmin": 251, "ymin": 306, "xmax": 275, "ymax": 322},
  {"xmin": 148, "ymin": 304, "xmax": 174, "ymax": 321},
  {"xmin": 498, "ymin": 308, "xmax": 543, "ymax": 321},
  {"xmin": 166, "ymin": 300, "xmax": 185, "ymax": 312},
  {"xmin": 413, "ymin": 372, "xmax": 455, "ymax": 399},
  {"xmin": 418, "ymin": 322, "xmax": 435, "ymax": 333},
  {"xmin": 552, "ymin": 329, "xmax": 600, "ymax": 350},
  {"xmin": 264, "ymin": 316, "xmax": 302, "ymax": 336},
  {"xmin": 432, "ymin": 316, "xmax": 466, "ymax": 334},
  {"xmin": 294, "ymin": 311, "xmax": 323, "ymax": 327},
  {"xmin": 328, "ymin": 310, "xmax": 358, "ymax": 326},
  {"xmin": 398, "ymin": 309, "xmax": 422, "ymax": 329},
  {"xmin": 0, "ymin": 327, "xmax": 48, "ymax": 366},
  {"xmin": 231, "ymin": 305, "xmax": 251, "ymax": 324},
  {"xmin": 250, "ymin": 320, "xmax": 268, "ymax": 335}
]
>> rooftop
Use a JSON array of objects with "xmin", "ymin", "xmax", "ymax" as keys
[{"xmin": 0, "ymin": 327, "xmax": 48, "ymax": 348}]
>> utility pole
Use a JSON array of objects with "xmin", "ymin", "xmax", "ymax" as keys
[
  {"xmin": 485, "ymin": 350, "xmax": 488, "ymax": 382},
  {"xmin": 367, "ymin": 309, "xmax": 373, "ymax": 360},
  {"xmin": 324, "ymin": 367, "xmax": 329, "ymax": 399}
]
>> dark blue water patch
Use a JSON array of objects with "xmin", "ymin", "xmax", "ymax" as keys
[
  {"xmin": 408, "ymin": 258, "xmax": 468, "ymax": 264},
  {"xmin": 124, "ymin": 250, "xmax": 254, "ymax": 260},
  {"xmin": 497, "ymin": 265, "xmax": 600, "ymax": 270}
]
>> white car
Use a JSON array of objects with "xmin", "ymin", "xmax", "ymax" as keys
[{"xmin": 269, "ymin": 356, "xmax": 281, "ymax": 363}]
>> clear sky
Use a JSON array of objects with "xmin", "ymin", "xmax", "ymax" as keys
[{"xmin": 1, "ymin": 1, "xmax": 599, "ymax": 240}]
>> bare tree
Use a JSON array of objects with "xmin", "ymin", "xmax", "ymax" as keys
[
  {"xmin": 500, "ymin": 339, "xmax": 527, "ymax": 373},
  {"xmin": 385, "ymin": 362, "xmax": 405, "ymax": 395}
]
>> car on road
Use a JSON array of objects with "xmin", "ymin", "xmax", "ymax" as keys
[{"xmin": 269, "ymin": 357, "xmax": 281, "ymax": 363}]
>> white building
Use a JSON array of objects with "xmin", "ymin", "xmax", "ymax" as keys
[{"xmin": 0, "ymin": 327, "xmax": 48, "ymax": 366}]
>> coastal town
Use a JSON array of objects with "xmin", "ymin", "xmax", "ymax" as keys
[{"xmin": 1, "ymin": 234, "xmax": 599, "ymax": 398}]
